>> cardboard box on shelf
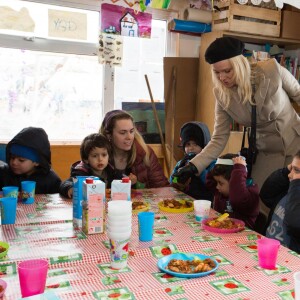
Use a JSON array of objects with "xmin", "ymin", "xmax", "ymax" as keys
[
  {"xmin": 212, "ymin": 0, "xmax": 281, "ymax": 37},
  {"xmin": 280, "ymin": 10, "xmax": 300, "ymax": 40}
]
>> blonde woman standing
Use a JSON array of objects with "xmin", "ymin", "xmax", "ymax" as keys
[{"xmin": 174, "ymin": 37, "xmax": 300, "ymax": 216}]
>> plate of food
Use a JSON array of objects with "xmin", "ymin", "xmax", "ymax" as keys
[
  {"xmin": 132, "ymin": 201, "xmax": 150, "ymax": 213},
  {"xmin": 157, "ymin": 252, "xmax": 218, "ymax": 278},
  {"xmin": 0, "ymin": 241, "xmax": 9, "ymax": 259},
  {"xmin": 158, "ymin": 199, "xmax": 194, "ymax": 213},
  {"xmin": 202, "ymin": 216, "xmax": 245, "ymax": 233}
]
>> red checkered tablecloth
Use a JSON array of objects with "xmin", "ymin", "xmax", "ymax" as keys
[{"xmin": 0, "ymin": 187, "xmax": 299, "ymax": 299}]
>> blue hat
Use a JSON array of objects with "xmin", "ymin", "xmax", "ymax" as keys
[{"xmin": 10, "ymin": 144, "xmax": 40, "ymax": 163}]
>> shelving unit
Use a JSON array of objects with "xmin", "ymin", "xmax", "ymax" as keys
[{"xmin": 196, "ymin": 30, "xmax": 300, "ymax": 153}]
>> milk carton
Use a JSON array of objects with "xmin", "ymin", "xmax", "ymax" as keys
[
  {"xmin": 82, "ymin": 178, "xmax": 105, "ymax": 234},
  {"xmin": 72, "ymin": 176, "xmax": 98, "ymax": 229},
  {"xmin": 111, "ymin": 177, "xmax": 131, "ymax": 201}
]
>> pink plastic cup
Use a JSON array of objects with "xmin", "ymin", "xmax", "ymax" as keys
[
  {"xmin": 0, "ymin": 278, "xmax": 7, "ymax": 298},
  {"xmin": 18, "ymin": 259, "xmax": 48, "ymax": 297},
  {"xmin": 257, "ymin": 238, "xmax": 280, "ymax": 269}
]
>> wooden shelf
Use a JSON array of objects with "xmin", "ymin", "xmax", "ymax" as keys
[{"xmin": 221, "ymin": 31, "xmax": 300, "ymax": 48}]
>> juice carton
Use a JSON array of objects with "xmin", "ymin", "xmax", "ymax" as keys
[
  {"xmin": 72, "ymin": 176, "xmax": 98, "ymax": 229},
  {"xmin": 111, "ymin": 177, "xmax": 131, "ymax": 201},
  {"xmin": 82, "ymin": 178, "xmax": 105, "ymax": 234}
]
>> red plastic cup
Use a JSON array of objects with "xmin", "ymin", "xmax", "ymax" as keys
[
  {"xmin": 257, "ymin": 238, "xmax": 280, "ymax": 269},
  {"xmin": 18, "ymin": 259, "xmax": 48, "ymax": 297}
]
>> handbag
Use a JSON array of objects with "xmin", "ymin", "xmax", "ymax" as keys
[{"xmin": 240, "ymin": 74, "xmax": 259, "ymax": 178}]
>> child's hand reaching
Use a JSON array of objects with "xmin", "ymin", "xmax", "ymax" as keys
[
  {"xmin": 67, "ymin": 187, "xmax": 73, "ymax": 199},
  {"xmin": 232, "ymin": 156, "xmax": 247, "ymax": 167},
  {"xmin": 129, "ymin": 173, "xmax": 137, "ymax": 185}
]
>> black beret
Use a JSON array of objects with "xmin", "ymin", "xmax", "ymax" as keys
[{"xmin": 205, "ymin": 37, "xmax": 245, "ymax": 64}]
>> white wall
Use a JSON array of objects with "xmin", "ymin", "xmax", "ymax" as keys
[{"xmin": 179, "ymin": 34, "xmax": 201, "ymax": 57}]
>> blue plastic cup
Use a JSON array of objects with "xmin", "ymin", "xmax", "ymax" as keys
[
  {"xmin": 21, "ymin": 181, "xmax": 36, "ymax": 204},
  {"xmin": 2, "ymin": 186, "xmax": 19, "ymax": 199},
  {"xmin": 0, "ymin": 197, "xmax": 17, "ymax": 224},
  {"xmin": 138, "ymin": 211, "xmax": 155, "ymax": 242}
]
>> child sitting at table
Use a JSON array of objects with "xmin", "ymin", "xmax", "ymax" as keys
[
  {"xmin": 260, "ymin": 150, "xmax": 300, "ymax": 253},
  {"xmin": 59, "ymin": 133, "xmax": 113, "ymax": 199},
  {"xmin": 0, "ymin": 127, "xmax": 61, "ymax": 194},
  {"xmin": 206, "ymin": 153, "xmax": 259, "ymax": 229},
  {"xmin": 170, "ymin": 121, "xmax": 215, "ymax": 200}
]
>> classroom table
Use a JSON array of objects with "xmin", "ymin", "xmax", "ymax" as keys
[{"xmin": 0, "ymin": 187, "xmax": 299, "ymax": 300}]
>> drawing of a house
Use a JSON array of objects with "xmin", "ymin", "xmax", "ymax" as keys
[{"xmin": 120, "ymin": 12, "xmax": 138, "ymax": 37}]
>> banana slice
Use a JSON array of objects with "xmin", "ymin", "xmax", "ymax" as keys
[{"xmin": 216, "ymin": 213, "xmax": 229, "ymax": 222}]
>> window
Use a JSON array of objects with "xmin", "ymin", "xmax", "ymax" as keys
[
  {"xmin": 114, "ymin": 19, "xmax": 166, "ymax": 108},
  {"xmin": 0, "ymin": 48, "xmax": 103, "ymax": 141},
  {"xmin": 0, "ymin": 0, "xmax": 174, "ymax": 142}
]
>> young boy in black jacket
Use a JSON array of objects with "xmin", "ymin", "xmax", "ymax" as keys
[
  {"xmin": 0, "ymin": 127, "xmax": 61, "ymax": 194},
  {"xmin": 260, "ymin": 150, "xmax": 300, "ymax": 253},
  {"xmin": 170, "ymin": 122, "xmax": 215, "ymax": 200},
  {"xmin": 59, "ymin": 133, "xmax": 113, "ymax": 199}
]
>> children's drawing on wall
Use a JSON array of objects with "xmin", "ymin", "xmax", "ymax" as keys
[
  {"xmin": 98, "ymin": 33, "xmax": 123, "ymax": 66},
  {"xmin": 101, "ymin": 3, "xmax": 152, "ymax": 38},
  {"xmin": 146, "ymin": 0, "xmax": 171, "ymax": 9},
  {"xmin": 107, "ymin": 0, "xmax": 170, "ymax": 10},
  {"xmin": 0, "ymin": 6, "xmax": 35, "ymax": 32}
]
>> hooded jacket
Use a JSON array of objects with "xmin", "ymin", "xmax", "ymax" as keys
[
  {"xmin": 170, "ymin": 122, "xmax": 215, "ymax": 200},
  {"xmin": 0, "ymin": 127, "xmax": 61, "ymax": 194}
]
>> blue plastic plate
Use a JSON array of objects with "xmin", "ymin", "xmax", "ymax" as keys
[{"xmin": 157, "ymin": 253, "xmax": 219, "ymax": 278}]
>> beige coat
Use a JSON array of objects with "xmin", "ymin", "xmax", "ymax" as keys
[{"xmin": 191, "ymin": 59, "xmax": 300, "ymax": 190}]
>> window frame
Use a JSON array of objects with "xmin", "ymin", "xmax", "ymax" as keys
[{"xmin": 0, "ymin": 0, "xmax": 179, "ymax": 143}]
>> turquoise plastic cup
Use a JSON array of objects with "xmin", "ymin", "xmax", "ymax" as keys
[
  {"xmin": 0, "ymin": 197, "xmax": 17, "ymax": 224},
  {"xmin": 21, "ymin": 181, "xmax": 36, "ymax": 204},
  {"xmin": 2, "ymin": 186, "xmax": 19, "ymax": 199},
  {"xmin": 138, "ymin": 211, "xmax": 155, "ymax": 242}
]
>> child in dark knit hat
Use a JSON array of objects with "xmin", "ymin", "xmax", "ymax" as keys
[
  {"xmin": 0, "ymin": 127, "xmax": 61, "ymax": 194},
  {"xmin": 170, "ymin": 122, "xmax": 215, "ymax": 201}
]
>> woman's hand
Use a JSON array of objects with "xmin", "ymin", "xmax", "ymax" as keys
[
  {"xmin": 172, "ymin": 162, "xmax": 198, "ymax": 184},
  {"xmin": 129, "ymin": 173, "xmax": 137, "ymax": 185},
  {"xmin": 171, "ymin": 178, "xmax": 191, "ymax": 192}
]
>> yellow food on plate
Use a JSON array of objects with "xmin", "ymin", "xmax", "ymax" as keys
[
  {"xmin": 132, "ymin": 201, "xmax": 149, "ymax": 213},
  {"xmin": 207, "ymin": 218, "xmax": 242, "ymax": 229},
  {"xmin": 162, "ymin": 199, "xmax": 193, "ymax": 209},
  {"xmin": 158, "ymin": 199, "xmax": 194, "ymax": 213}
]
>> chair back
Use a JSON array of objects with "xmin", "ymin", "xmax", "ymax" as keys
[{"xmin": 0, "ymin": 144, "xmax": 7, "ymax": 162}]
